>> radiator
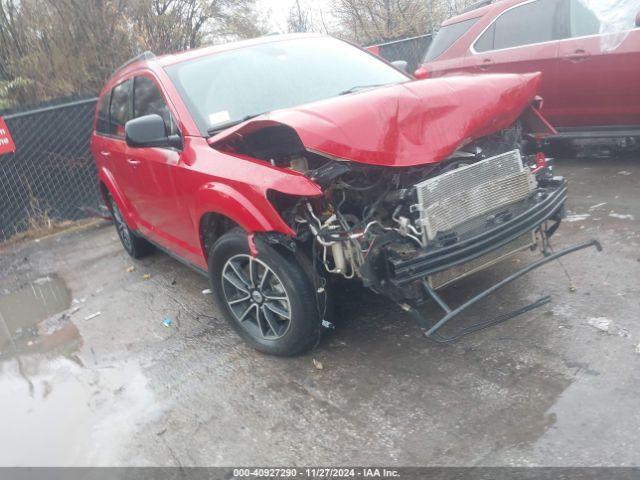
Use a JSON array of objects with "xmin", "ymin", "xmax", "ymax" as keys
[{"xmin": 414, "ymin": 150, "xmax": 537, "ymax": 243}]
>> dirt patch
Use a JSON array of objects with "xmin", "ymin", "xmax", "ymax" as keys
[{"xmin": 0, "ymin": 218, "xmax": 104, "ymax": 248}]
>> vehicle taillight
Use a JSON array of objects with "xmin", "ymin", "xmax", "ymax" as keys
[{"xmin": 413, "ymin": 66, "xmax": 430, "ymax": 80}]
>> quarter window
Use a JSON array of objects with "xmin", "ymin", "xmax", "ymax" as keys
[
  {"xmin": 109, "ymin": 80, "xmax": 132, "ymax": 138},
  {"xmin": 474, "ymin": 0, "xmax": 566, "ymax": 52},
  {"xmin": 133, "ymin": 76, "xmax": 178, "ymax": 136},
  {"xmin": 474, "ymin": 23, "xmax": 495, "ymax": 53},
  {"xmin": 424, "ymin": 18, "xmax": 479, "ymax": 62}
]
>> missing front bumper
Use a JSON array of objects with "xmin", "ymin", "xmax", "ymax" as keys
[
  {"xmin": 381, "ymin": 175, "xmax": 602, "ymax": 342},
  {"xmin": 403, "ymin": 239, "xmax": 602, "ymax": 343},
  {"xmin": 387, "ymin": 179, "xmax": 568, "ymax": 287}
]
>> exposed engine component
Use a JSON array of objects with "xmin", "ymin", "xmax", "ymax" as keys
[
  {"xmin": 208, "ymin": 102, "xmax": 601, "ymax": 345},
  {"xmin": 219, "ymin": 118, "xmax": 565, "ymax": 304},
  {"xmin": 265, "ymin": 127, "xmax": 554, "ymax": 293}
]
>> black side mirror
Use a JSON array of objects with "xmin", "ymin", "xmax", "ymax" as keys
[
  {"xmin": 391, "ymin": 60, "xmax": 408, "ymax": 72},
  {"xmin": 125, "ymin": 114, "xmax": 182, "ymax": 149}
]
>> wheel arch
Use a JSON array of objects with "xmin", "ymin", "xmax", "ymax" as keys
[
  {"xmin": 199, "ymin": 212, "xmax": 240, "ymax": 261},
  {"xmin": 195, "ymin": 182, "xmax": 299, "ymax": 261},
  {"xmin": 98, "ymin": 167, "xmax": 138, "ymax": 230}
]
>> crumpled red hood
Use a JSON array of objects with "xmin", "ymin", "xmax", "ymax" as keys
[{"xmin": 211, "ymin": 72, "xmax": 543, "ymax": 167}]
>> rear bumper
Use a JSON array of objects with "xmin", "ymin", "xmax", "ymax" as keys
[{"xmin": 386, "ymin": 178, "xmax": 567, "ymax": 287}]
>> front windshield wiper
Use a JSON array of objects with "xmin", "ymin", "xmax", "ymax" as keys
[
  {"xmin": 206, "ymin": 113, "xmax": 264, "ymax": 136},
  {"xmin": 339, "ymin": 83, "xmax": 387, "ymax": 96}
]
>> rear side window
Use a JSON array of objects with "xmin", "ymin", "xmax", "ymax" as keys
[
  {"xmin": 96, "ymin": 93, "xmax": 110, "ymax": 135},
  {"xmin": 475, "ymin": 0, "xmax": 566, "ymax": 52},
  {"xmin": 424, "ymin": 18, "xmax": 479, "ymax": 62},
  {"xmin": 133, "ymin": 76, "xmax": 178, "ymax": 136},
  {"xmin": 109, "ymin": 80, "xmax": 132, "ymax": 138}
]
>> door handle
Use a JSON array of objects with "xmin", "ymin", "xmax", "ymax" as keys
[
  {"xmin": 479, "ymin": 58, "xmax": 494, "ymax": 70},
  {"xmin": 99, "ymin": 150, "xmax": 111, "ymax": 157},
  {"xmin": 565, "ymin": 49, "xmax": 589, "ymax": 61},
  {"xmin": 126, "ymin": 158, "xmax": 141, "ymax": 166}
]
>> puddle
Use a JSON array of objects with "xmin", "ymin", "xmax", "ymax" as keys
[
  {"xmin": 0, "ymin": 276, "xmax": 163, "ymax": 466},
  {"xmin": 0, "ymin": 275, "xmax": 79, "ymax": 359},
  {"xmin": 0, "ymin": 357, "xmax": 161, "ymax": 466}
]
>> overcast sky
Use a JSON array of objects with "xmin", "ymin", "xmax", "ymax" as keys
[{"xmin": 256, "ymin": 0, "xmax": 335, "ymax": 33}]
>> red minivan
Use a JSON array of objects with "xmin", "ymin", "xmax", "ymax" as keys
[{"xmin": 416, "ymin": 0, "xmax": 640, "ymax": 144}]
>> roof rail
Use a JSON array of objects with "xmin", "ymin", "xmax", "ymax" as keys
[
  {"xmin": 113, "ymin": 51, "xmax": 155, "ymax": 74},
  {"xmin": 459, "ymin": 0, "xmax": 494, "ymax": 14}
]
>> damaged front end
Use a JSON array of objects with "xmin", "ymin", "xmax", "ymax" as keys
[
  {"xmin": 297, "ymin": 144, "xmax": 599, "ymax": 341},
  {"xmin": 211, "ymin": 77, "xmax": 601, "ymax": 342}
]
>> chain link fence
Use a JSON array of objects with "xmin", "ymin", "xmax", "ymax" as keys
[
  {"xmin": 368, "ymin": 34, "xmax": 433, "ymax": 73},
  {"xmin": 0, "ymin": 98, "xmax": 102, "ymax": 242}
]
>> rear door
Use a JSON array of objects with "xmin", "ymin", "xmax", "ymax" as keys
[
  {"xmin": 470, "ymin": 0, "xmax": 566, "ymax": 119},
  {"xmin": 554, "ymin": 0, "xmax": 640, "ymax": 128},
  {"xmin": 95, "ymin": 80, "xmax": 135, "ymax": 211}
]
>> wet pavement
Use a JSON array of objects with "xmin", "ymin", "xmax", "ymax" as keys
[{"xmin": 0, "ymin": 156, "xmax": 638, "ymax": 466}]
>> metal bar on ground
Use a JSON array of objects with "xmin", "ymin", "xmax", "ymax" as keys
[{"xmin": 410, "ymin": 239, "xmax": 602, "ymax": 343}]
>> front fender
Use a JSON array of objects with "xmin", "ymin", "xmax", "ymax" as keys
[{"xmin": 194, "ymin": 181, "xmax": 319, "ymax": 237}]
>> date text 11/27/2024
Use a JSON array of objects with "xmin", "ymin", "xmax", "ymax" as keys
[{"xmin": 233, "ymin": 468, "xmax": 400, "ymax": 478}]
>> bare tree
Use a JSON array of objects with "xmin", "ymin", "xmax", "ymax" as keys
[
  {"xmin": 331, "ymin": 0, "xmax": 475, "ymax": 44},
  {"xmin": 0, "ymin": 0, "xmax": 136, "ymax": 105},
  {"xmin": 133, "ymin": 0, "xmax": 265, "ymax": 52},
  {"xmin": 287, "ymin": 0, "xmax": 312, "ymax": 33},
  {"xmin": 0, "ymin": 0, "xmax": 265, "ymax": 107}
]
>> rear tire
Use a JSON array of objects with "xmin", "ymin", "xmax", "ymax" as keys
[
  {"xmin": 108, "ymin": 195, "xmax": 154, "ymax": 259},
  {"xmin": 209, "ymin": 229, "xmax": 321, "ymax": 356}
]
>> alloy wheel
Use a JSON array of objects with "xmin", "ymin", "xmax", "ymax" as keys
[{"xmin": 221, "ymin": 254, "xmax": 292, "ymax": 340}]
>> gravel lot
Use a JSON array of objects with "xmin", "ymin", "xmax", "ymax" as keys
[{"xmin": 0, "ymin": 156, "xmax": 638, "ymax": 467}]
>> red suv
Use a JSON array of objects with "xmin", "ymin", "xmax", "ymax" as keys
[
  {"xmin": 91, "ymin": 34, "xmax": 599, "ymax": 356},
  {"xmin": 416, "ymin": 0, "xmax": 640, "ymax": 144}
]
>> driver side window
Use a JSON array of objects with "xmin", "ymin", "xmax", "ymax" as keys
[{"xmin": 133, "ymin": 75, "xmax": 178, "ymax": 136}]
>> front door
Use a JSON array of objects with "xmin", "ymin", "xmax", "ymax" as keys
[
  {"xmin": 554, "ymin": 0, "xmax": 640, "ymax": 128},
  {"xmin": 125, "ymin": 74, "xmax": 194, "ymax": 254}
]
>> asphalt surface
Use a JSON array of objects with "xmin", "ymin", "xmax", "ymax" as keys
[{"xmin": 0, "ymin": 156, "xmax": 638, "ymax": 467}]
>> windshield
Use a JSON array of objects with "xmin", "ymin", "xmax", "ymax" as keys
[
  {"xmin": 165, "ymin": 36, "xmax": 409, "ymax": 135},
  {"xmin": 423, "ymin": 18, "xmax": 479, "ymax": 62}
]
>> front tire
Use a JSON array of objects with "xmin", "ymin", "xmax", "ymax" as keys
[{"xmin": 209, "ymin": 230, "xmax": 321, "ymax": 356}]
